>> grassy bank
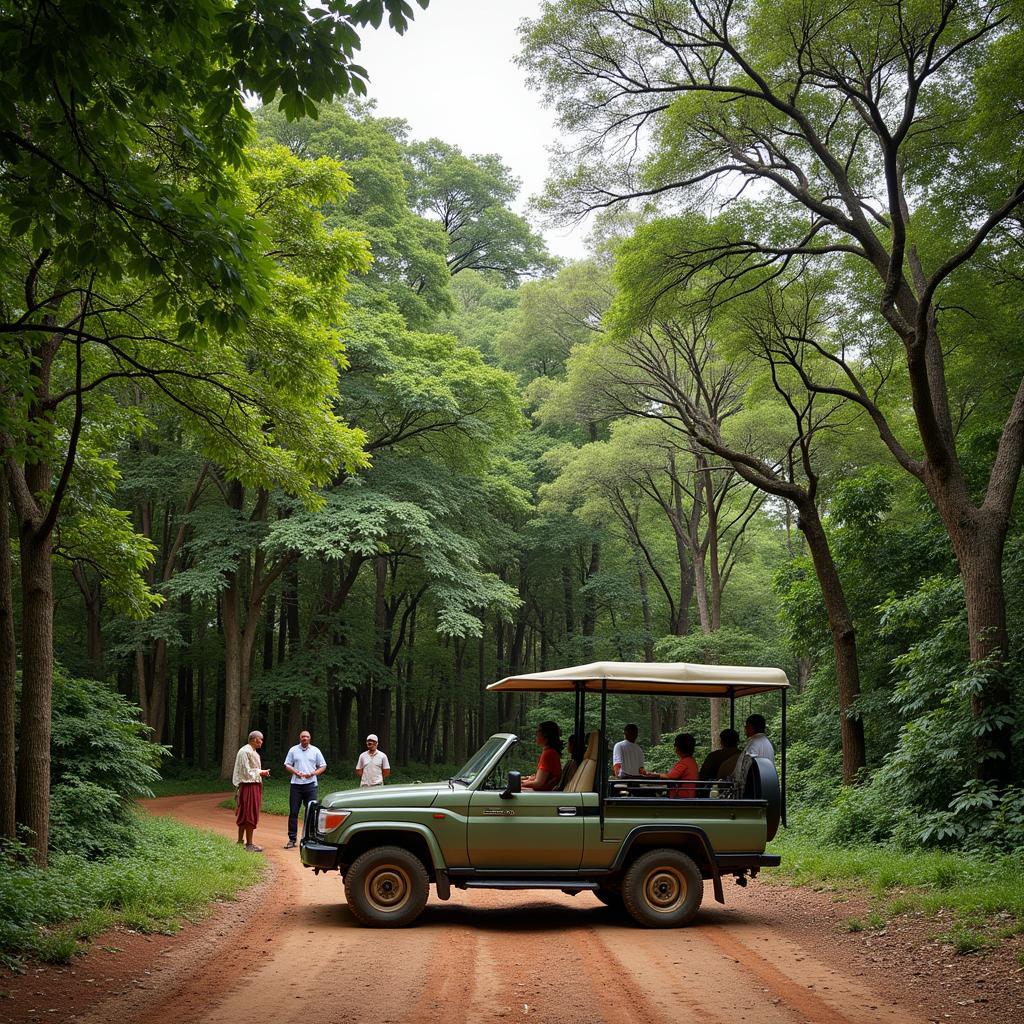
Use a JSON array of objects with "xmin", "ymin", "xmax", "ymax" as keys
[
  {"xmin": 770, "ymin": 824, "xmax": 1024, "ymax": 952},
  {"xmin": 0, "ymin": 813, "xmax": 264, "ymax": 970}
]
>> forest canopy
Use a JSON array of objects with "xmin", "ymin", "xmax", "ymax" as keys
[{"xmin": 3, "ymin": 0, "xmax": 1023, "ymax": 868}]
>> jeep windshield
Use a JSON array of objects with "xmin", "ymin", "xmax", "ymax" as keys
[{"xmin": 450, "ymin": 735, "xmax": 511, "ymax": 785}]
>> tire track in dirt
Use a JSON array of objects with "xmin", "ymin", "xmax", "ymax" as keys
[{"xmin": 695, "ymin": 916, "xmax": 924, "ymax": 1024}]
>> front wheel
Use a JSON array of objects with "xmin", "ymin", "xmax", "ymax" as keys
[
  {"xmin": 343, "ymin": 846, "xmax": 430, "ymax": 927},
  {"xmin": 621, "ymin": 849, "xmax": 703, "ymax": 928}
]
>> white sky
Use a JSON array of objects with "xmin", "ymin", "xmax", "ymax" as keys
[{"xmin": 356, "ymin": 0, "xmax": 589, "ymax": 262}]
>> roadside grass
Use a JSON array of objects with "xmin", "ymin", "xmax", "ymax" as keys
[
  {"xmin": 0, "ymin": 812, "xmax": 264, "ymax": 971},
  {"xmin": 149, "ymin": 772, "xmax": 235, "ymax": 797},
  {"xmin": 771, "ymin": 824, "xmax": 1024, "ymax": 950}
]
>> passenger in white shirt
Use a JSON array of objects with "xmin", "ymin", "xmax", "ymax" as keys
[
  {"xmin": 355, "ymin": 733, "xmax": 390, "ymax": 786},
  {"xmin": 612, "ymin": 724, "xmax": 645, "ymax": 777},
  {"xmin": 744, "ymin": 714, "xmax": 775, "ymax": 760}
]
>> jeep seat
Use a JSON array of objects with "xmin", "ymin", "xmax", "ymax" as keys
[{"xmin": 564, "ymin": 730, "xmax": 599, "ymax": 793}]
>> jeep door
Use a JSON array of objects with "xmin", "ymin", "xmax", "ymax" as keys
[{"xmin": 466, "ymin": 789, "xmax": 584, "ymax": 869}]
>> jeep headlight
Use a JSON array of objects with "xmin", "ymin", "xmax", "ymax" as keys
[{"xmin": 317, "ymin": 808, "xmax": 351, "ymax": 833}]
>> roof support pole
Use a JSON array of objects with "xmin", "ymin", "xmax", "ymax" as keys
[
  {"xmin": 599, "ymin": 679, "xmax": 607, "ymax": 835},
  {"xmin": 781, "ymin": 687, "xmax": 788, "ymax": 828}
]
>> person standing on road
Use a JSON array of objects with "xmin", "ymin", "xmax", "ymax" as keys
[
  {"xmin": 283, "ymin": 729, "xmax": 326, "ymax": 848},
  {"xmin": 612, "ymin": 723, "xmax": 645, "ymax": 777},
  {"xmin": 355, "ymin": 734, "xmax": 390, "ymax": 787},
  {"xmin": 233, "ymin": 730, "xmax": 270, "ymax": 852},
  {"xmin": 744, "ymin": 714, "xmax": 775, "ymax": 760}
]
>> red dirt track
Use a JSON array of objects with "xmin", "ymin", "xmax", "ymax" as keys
[{"xmin": 1, "ymin": 794, "xmax": 1019, "ymax": 1024}]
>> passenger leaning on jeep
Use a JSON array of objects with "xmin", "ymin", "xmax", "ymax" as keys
[{"xmin": 522, "ymin": 721, "xmax": 563, "ymax": 791}]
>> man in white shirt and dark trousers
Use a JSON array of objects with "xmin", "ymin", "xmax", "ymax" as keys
[
  {"xmin": 612, "ymin": 724, "xmax": 645, "ymax": 777},
  {"xmin": 283, "ymin": 729, "xmax": 327, "ymax": 848},
  {"xmin": 356, "ymin": 733, "xmax": 390, "ymax": 787},
  {"xmin": 744, "ymin": 714, "xmax": 775, "ymax": 760}
]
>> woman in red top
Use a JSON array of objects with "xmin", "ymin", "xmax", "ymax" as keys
[
  {"xmin": 646, "ymin": 733, "xmax": 699, "ymax": 798},
  {"xmin": 522, "ymin": 720, "xmax": 563, "ymax": 791}
]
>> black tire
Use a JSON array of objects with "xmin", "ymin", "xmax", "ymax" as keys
[
  {"xmin": 343, "ymin": 845, "xmax": 430, "ymax": 927},
  {"xmin": 621, "ymin": 848, "xmax": 703, "ymax": 928},
  {"xmin": 594, "ymin": 886, "xmax": 624, "ymax": 911}
]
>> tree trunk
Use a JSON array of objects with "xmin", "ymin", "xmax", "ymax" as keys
[
  {"xmin": 71, "ymin": 564, "xmax": 104, "ymax": 673},
  {"xmin": 477, "ymin": 631, "xmax": 488, "ymax": 745},
  {"xmin": 0, "ymin": 471, "xmax": 17, "ymax": 840},
  {"xmin": 338, "ymin": 688, "xmax": 354, "ymax": 761},
  {"xmin": 799, "ymin": 501, "xmax": 866, "ymax": 783},
  {"xmin": 581, "ymin": 542, "xmax": 600, "ymax": 659},
  {"xmin": 197, "ymin": 664, "xmax": 208, "ymax": 771},
  {"xmin": 562, "ymin": 562, "xmax": 576, "ymax": 641},
  {"xmin": 948, "ymin": 515, "xmax": 1014, "ymax": 782},
  {"xmin": 263, "ymin": 593, "xmax": 276, "ymax": 673},
  {"xmin": 287, "ymin": 695, "xmax": 303, "ymax": 746},
  {"xmin": 15, "ymin": 526, "xmax": 53, "ymax": 864},
  {"xmin": 220, "ymin": 593, "xmax": 243, "ymax": 778}
]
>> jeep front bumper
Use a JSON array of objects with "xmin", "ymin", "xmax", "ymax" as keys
[{"xmin": 299, "ymin": 840, "xmax": 339, "ymax": 871}]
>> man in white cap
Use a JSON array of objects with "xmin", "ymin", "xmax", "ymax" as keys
[{"xmin": 355, "ymin": 733, "xmax": 390, "ymax": 787}]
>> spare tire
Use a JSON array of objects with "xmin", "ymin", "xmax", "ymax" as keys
[{"xmin": 747, "ymin": 756, "xmax": 781, "ymax": 841}]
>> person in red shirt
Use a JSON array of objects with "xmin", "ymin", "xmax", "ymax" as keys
[
  {"xmin": 522, "ymin": 720, "xmax": 563, "ymax": 791},
  {"xmin": 645, "ymin": 733, "xmax": 699, "ymax": 798}
]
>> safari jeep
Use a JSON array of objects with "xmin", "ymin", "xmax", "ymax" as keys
[{"xmin": 300, "ymin": 661, "xmax": 786, "ymax": 928}]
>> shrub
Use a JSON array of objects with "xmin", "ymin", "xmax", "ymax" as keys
[{"xmin": 48, "ymin": 670, "xmax": 167, "ymax": 857}]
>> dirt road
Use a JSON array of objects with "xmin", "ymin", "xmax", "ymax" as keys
[{"xmin": 4, "ymin": 795, "xmax": 1017, "ymax": 1024}]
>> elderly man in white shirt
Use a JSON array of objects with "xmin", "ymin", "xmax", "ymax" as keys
[
  {"xmin": 355, "ymin": 734, "xmax": 390, "ymax": 787},
  {"xmin": 744, "ymin": 714, "xmax": 776, "ymax": 760},
  {"xmin": 233, "ymin": 730, "xmax": 270, "ymax": 851}
]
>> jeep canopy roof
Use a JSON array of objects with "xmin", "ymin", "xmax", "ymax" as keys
[{"xmin": 487, "ymin": 660, "xmax": 789, "ymax": 697}]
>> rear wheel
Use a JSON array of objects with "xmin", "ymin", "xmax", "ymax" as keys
[
  {"xmin": 343, "ymin": 846, "xmax": 430, "ymax": 927},
  {"xmin": 621, "ymin": 848, "xmax": 703, "ymax": 928}
]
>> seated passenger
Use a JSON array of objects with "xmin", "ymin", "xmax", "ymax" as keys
[
  {"xmin": 645, "ymin": 733, "xmax": 698, "ymax": 798},
  {"xmin": 744, "ymin": 714, "xmax": 775, "ymax": 760},
  {"xmin": 522, "ymin": 720, "xmax": 562, "ymax": 791},
  {"xmin": 699, "ymin": 728, "xmax": 741, "ymax": 780},
  {"xmin": 558, "ymin": 733, "xmax": 584, "ymax": 790},
  {"xmin": 612, "ymin": 723, "xmax": 645, "ymax": 777}
]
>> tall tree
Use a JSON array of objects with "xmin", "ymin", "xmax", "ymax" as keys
[
  {"xmin": 522, "ymin": 0, "xmax": 1024, "ymax": 782},
  {"xmin": 595, "ymin": 277, "xmax": 869, "ymax": 781},
  {"xmin": 406, "ymin": 139, "xmax": 553, "ymax": 282}
]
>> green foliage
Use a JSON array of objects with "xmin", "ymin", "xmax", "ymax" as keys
[
  {"xmin": 407, "ymin": 138, "xmax": 554, "ymax": 282},
  {"xmin": 48, "ymin": 671, "xmax": 166, "ymax": 858},
  {"xmin": 772, "ymin": 822, "xmax": 1024, "ymax": 933},
  {"xmin": 0, "ymin": 814, "xmax": 263, "ymax": 969},
  {"xmin": 254, "ymin": 102, "xmax": 452, "ymax": 327}
]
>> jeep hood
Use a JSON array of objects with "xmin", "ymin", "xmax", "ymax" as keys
[{"xmin": 318, "ymin": 782, "xmax": 448, "ymax": 808}]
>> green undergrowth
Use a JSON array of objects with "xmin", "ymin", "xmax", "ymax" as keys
[
  {"xmin": 0, "ymin": 813, "xmax": 264, "ymax": 971},
  {"xmin": 770, "ymin": 823, "xmax": 1024, "ymax": 951}
]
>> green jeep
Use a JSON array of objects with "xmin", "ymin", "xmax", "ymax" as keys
[{"xmin": 300, "ymin": 661, "xmax": 787, "ymax": 928}]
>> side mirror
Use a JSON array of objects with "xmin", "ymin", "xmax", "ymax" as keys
[{"xmin": 500, "ymin": 770, "xmax": 521, "ymax": 800}]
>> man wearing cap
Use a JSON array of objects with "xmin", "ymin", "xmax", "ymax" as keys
[{"xmin": 355, "ymin": 734, "xmax": 390, "ymax": 787}]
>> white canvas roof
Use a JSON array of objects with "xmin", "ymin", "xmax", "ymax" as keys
[{"xmin": 487, "ymin": 660, "xmax": 789, "ymax": 697}]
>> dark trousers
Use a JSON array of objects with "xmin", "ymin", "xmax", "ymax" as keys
[{"xmin": 288, "ymin": 781, "xmax": 318, "ymax": 841}]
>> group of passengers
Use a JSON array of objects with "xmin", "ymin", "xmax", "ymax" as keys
[{"xmin": 521, "ymin": 715, "xmax": 775, "ymax": 798}]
